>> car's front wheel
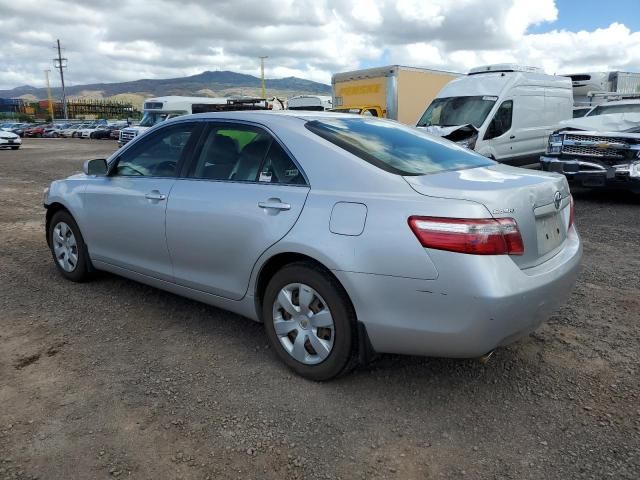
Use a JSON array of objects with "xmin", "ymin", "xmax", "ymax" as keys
[
  {"xmin": 48, "ymin": 210, "xmax": 91, "ymax": 282},
  {"xmin": 10, "ymin": 146, "xmax": 19, "ymax": 150},
  {"xmin": 263, "ymin": 262, "xmax": 357, "ymax": 381}
]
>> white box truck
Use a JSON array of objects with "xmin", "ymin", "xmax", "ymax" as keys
[
  {"xmin": 331, "ymin": 65, "xmax": 460, "ymax": 124},
  {"xmin": 416, "ymin": 64, "xmax": 573, "ymax": 167}
]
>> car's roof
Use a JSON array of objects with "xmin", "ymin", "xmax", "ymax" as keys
[{"xmin": 184, "ymin": 110, "xmax": 364, "ymax": 124}]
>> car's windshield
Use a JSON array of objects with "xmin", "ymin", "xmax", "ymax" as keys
[
  {"xmin": 587, "ymin": 103, "xmax": 640, "ymax": 116},
  {"xmin": 417, "ymin": 96, "xmax": 497, "ymax": 128},
  {"xmin": 305, "ymin": 118, "xmax": 493, "ymax": 176},
  {"xmin": 139, "ymin": 112, "xmax": 181, "ymax": 127}
]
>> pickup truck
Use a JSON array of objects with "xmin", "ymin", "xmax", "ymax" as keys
[{"xmin": 540, "ymin": 114, "xmax": 640, "ymax": 192}]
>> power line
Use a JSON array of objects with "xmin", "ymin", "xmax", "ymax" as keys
[{"xmin": 53, "ymin": 39, "xmax": 68, "ymax": 119}]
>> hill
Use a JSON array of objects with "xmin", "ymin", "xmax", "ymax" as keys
[{"xmin": 0, "ymin": 71, "xmax": 331, "ymax": 103}]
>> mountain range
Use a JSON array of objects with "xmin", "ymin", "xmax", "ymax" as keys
[{"xmin": 0, "ymin": 70, "xmax": 332, "ymax": 104}]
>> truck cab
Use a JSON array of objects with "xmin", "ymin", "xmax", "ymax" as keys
[{"xmin": 329, "ymin": 106, "xmax": 384, "ymax": 117}]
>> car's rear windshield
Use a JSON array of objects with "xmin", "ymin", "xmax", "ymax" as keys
[{"xmin": 305, "ymin": 118, "xmax": 493, "ymax": 176}]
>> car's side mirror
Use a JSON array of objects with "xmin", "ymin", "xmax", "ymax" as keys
[{"xmin": 83, "ymin": 158, "xmax": 108, "ymax": 176}]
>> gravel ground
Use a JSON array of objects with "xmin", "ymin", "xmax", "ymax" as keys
[{"xmin": 1, "ymin": 138, "xmax": 639, "ymax": 480}]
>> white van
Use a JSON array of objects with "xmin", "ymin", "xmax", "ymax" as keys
[
  {"xmin": 287, "ymin": 95, "xmax": 332, "ymax": 111},
  {"xmin": 417, "ymin": 64, "xmax": 573, "ymax": 166}
]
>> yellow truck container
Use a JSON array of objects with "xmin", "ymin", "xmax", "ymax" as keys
[{"xmin": 332, "ymin": 65, "xmax": 460, "ymax": 124}]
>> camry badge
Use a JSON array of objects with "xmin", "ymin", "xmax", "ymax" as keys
[
  {"xmin": 492, "ymin": 208, "xmax": 515, "ymax": 214},
  {"xmin": 554, "ymin": 191, "xmax": 562, "ymax": 210}
]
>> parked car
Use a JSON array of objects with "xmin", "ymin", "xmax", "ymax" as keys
[
  {"xmin": 0, "ymin": 130, "xmax": 22, "ymax": 149},
  {"xmin": 80, "ymin": 124, "xmax": 102, "ymax": 139},
  {"xmin": 91, "ymin": 125, "xmax": 118, "ymax": 139},
  {"xmin": 44, "ymin": 112, "xmax": 582, "ymax": 380},
  {"xmin": 417, "ymin": 64, "xmax": 573, "ymax": 167},
  {"xmin": 60, "ymin": 124, "xmax": 88, "ymax": 138},
  {"xmin": 109, "ymin": 128, "xmax": 121, "ymax": 140},
  {"xmin": 541, "ymin": 114, "xmax": 640, "ymax": 192},
  {"xmin": 1, "ymin": 123, "xmax": 28, "ymax": 137},
  {"xmin": 74, "ymin": 124, "xmax": 95, "ymax": 138},
  {"xmin": 24, "ymin": 124, "xmax": 51, "ymax": 138},
  {"xmin": 43, "ymin": 123, "xmax": 71, "ymax": 138}
]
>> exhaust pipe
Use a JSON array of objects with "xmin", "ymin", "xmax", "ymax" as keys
[{"xmin": 478, "ymin": 350, "xmax": 495, "ymax": 364}]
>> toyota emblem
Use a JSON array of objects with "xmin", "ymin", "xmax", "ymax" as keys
[{"xmin": 553, "ymin": 191, "xmax": 562, "ymax": 210}]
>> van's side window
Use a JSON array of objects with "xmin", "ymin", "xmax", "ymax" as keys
[{"xmin": 484, "ymin": 100, "xmax": 513, "ymax": 140}]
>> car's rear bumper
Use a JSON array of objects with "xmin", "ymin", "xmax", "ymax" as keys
[
  {"xmin": 540, "ymin": 156, "xmax": 640, "ymax": 192},
  {"xmin": 334, "ymin": 228, "xmax": 582, "ymax": 358}
]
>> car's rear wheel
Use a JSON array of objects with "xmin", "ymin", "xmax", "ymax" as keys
[
  {"xmin": 49, "ymin": 210, "xmax": 91, "ymax": 282},
  {"xmin": 263, "ymin": 262, "xmax": 357, "ymax": 381}
]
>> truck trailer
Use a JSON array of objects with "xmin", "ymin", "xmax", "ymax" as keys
[
  {"xmin": 565, "ymin": 71, "xmax": 640, "ymax": 106},
  {"xmin": 331, "ymin": 65, "xmax": 460, "ymax": 124}
]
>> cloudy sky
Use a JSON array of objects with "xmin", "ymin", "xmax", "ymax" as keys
[{"xmin": 0, "ymin": 0, "xmax": 639, "ymax": 90}]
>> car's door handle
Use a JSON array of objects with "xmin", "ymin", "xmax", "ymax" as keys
[
  {"xmin": 509, "ymin": 135, "xmax": 516, "ymax": 139},
  {"xmin": 258, "ymin": 200, "xmax": 291, "ymax": 211},
  {"xmin": 145, "ymin": 191, "xmax": 167, "ymax": 201}
]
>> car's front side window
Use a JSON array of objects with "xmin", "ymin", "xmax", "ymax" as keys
[
  {"xmin": 484, "ymin": 100, "xmax": 513, "ymax": 140},
  {"xmin": 115, "ymin": 123, "xmax": 196, "ymax": 177}
]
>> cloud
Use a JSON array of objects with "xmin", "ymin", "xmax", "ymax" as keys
[{"xmin": 0, "ymin": 0, "xmax": 638, "ymax": 92}]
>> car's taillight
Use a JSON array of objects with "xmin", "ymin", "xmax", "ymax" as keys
[
  {"xmin": 408, "ymin": 216, "xmax": 524, "ymax": 255},
  {"xmin": 568, "ymin": 195, "xmax": 575, "ymax": 229}
]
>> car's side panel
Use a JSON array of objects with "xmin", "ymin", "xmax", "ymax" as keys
[
  {"xmin": 166, "ymin": 180, "xmax": 310, "ymax": 300},
  {"xmin": 45, "ymin": 177, "xmax": 90, "ymax": 234},
  {"xmin": 92, "ymin": 259, "xmax": 259, "ymax": 321},
  {"xmin": 81, "ymin": 176, "xmax": 177, "ymax": 281},
  {"xmin": 245, "ymin": 190, "xmax": 494, "ymax": 310}
]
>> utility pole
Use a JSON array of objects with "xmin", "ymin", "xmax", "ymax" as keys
[
  {"xmin": 54, "ymin": 39, "xmax": 68, "ymax": 119},
  {"xmin": 259, "ymin": 56, "xmax": 268, "ymax": 99},
  {"xmin": 44, "ymin": 70, "xmax": 55, "ymax": 122}
]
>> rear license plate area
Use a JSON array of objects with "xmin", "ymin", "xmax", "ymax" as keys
[{"xmin": 536, "ymin": 213, "xmax": 565, "ymax": 255}]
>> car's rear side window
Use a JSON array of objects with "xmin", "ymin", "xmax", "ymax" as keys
[{"xmin": 305, "ymin": 118, "xmax": 493, "ymax": 175}]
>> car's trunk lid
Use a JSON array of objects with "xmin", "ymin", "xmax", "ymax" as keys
[{"xmin": 404, "ymin": 164, "xmax": 572, "ymax": 269}]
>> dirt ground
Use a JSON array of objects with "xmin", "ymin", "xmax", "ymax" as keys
[{"xmin": 1, "ymin": 138, "xmax": 639, "ymax": 480}]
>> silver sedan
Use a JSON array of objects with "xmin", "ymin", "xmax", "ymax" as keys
[{"xmin": 44, "ymin": 112, "xmax": 582, "ymax": 380}]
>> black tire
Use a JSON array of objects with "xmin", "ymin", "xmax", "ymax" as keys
[
  {"xmin": 48, "ymin": 210, "xmax": 92, "ymax": 282},
  {"xmin": 10, "ymin": 146, "xmax": 19, "ymax": 150},
  {"xmin": 262, "ymin": 262, "xmax": 358, "ymax": 381}
]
